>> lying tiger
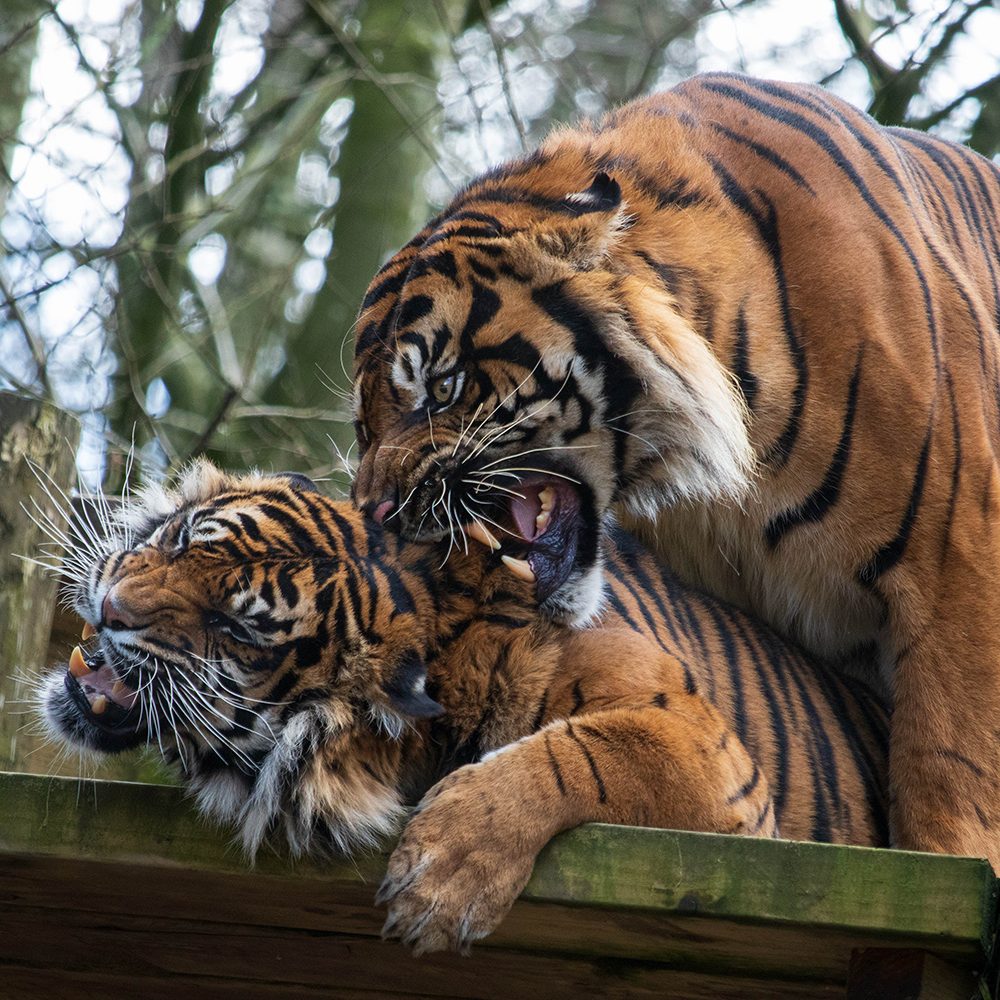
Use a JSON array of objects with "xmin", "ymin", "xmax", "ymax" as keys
[{"xmin": 39, "ymin": 462, "xmax": 886, "ymax": 954}]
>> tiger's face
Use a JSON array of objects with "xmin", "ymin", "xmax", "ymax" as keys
[
  {"xmin": 39, "ymin": 461, "xmax": 443, "ymax": 856},
  {"xmin": 353, "ymin": 169, "xmax": 754, "ymax": 622}
]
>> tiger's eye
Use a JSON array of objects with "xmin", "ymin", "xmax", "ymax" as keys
[{"xmin": 430, "ymin": 373, "xmax": 456, "ymax": 405}]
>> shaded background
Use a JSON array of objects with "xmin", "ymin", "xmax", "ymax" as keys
[{"xmin": 0, "ymin": 0, "xmax": 999, "ymax": 778}]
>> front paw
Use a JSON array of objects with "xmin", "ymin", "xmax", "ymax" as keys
[{"xmin": 377, "ymin": 763, "xmax": 537, "ymax": 955}]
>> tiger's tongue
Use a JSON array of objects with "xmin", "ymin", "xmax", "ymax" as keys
[{"xmin": 510, "ymin": 488, "xmax": 542, "ymax": 540}]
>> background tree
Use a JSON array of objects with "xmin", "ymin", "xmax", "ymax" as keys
[{"xmin": 3, "ymin": 0, "xmax": 998, "ymax": 483}]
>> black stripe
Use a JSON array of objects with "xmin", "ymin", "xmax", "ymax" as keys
[
  {"xmin": 859, "ymin": 422, "xmax": 933, "ymax": 583},
  {"xmin": 543, "ymin": 732, "xmax": 566, "ymax": 795},
  {"xmin": 397, "ymin": 294, "xmax": 434, "ymax": 330},
  {"xmin": 459, "ymin": 279, "xmax": 501, "ymax": 353},
  {"xmin": 533, "ymin": 281, "xmax": 636, "ymax": 479},
  {"xmin": 731, "ymin": 303, "xmax": 758, "ymax": 413},
  {"xmin": 720, "ymin": 608, "xmax": 793, "ymax": 819},
  {"xmin": 804, "ymin": 665, "xmax": 890, "ymax": 845},
  {"xmin": 726, "ymin": 763, "xmax": 762, "ymax": 806},
  {"xmin": 941, "ymin": 370, "xmax": 962, "ymax": 562},
  {"xmin": 936, "ymin": 747, "xmax": 986, "ymax": 779},
  {"xmin": 709, "ymin": 158, "xmax": 807, "ymax": 467},
  {"xmin": 360, "ymin": 268, "xmax": 406, "ymax": 313},
  {"xmin": 406, "ymin": 250, "xmax": 459, "ymax": 285},
  {"xmin": 765, "ymin": 345, "xmax": 863, "ymax": 547},
  {"xmin": 703, "ymin": 603, "xmax": 749, "ymax": 746},
  {"xmin": 531, "ymin": 688, "xmax": 550, "ymax": 731},
  {"xmin": 565, "ymin": 720, "xmax": 607, "ymax": 803},
  {"xmin": 707, "ymin": 120, "xmax": 817, "ymax": 195}
]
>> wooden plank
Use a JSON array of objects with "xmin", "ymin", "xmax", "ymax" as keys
[
  {"xmin": 0, "ymin": 771, "xmax": 996, "ymax": 998},
  {"xmin": 0, "ymin": 851, "xmax": 970, "ymax": 987},
  {"xmin": 0, "ymin": 902, "xmax": 848, "ymax": 1000},
  {"xmin": 530, "ymin": 822, "xmax": 997, "ymax": 950},
  {"xmin": 1, "ymin": 772, "xmax": 995, "ymax": 951},
  {"xmin": 0, "ymin": 962, "xmax": 845, "ymax": 1000}
]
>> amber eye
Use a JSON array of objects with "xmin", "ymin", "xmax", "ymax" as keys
[{"xmin": 429, "ymin": 372, "xmax": 458, "ymax": 408}]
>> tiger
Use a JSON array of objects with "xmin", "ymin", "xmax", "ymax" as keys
[
  {"xmin": 350, "ymin": 71, "xmax": 1000, "ymax": 866},
  {"xmin": 38, "ymin": 461, "xmax": 887, "ymax": 954}
]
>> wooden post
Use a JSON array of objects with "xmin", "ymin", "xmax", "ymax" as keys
[
  {"xmin": 0, "ymin": 393, "xmax": 78, "ymax": 770},
  {"xmin": 847, "ymin": 949, "xmax": 979, "ymax": 1000}
]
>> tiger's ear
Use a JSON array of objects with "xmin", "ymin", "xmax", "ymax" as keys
[
  {"xmin": 532, "ymin": 172, "xmax": 628, "ymax": 270},
  {"xmin": 383, "ymin": 651, "xmax": 444, "ymax": 719},
  {"xmin": 277, "ymin": 471, "xmax": 320, "ymax": 494},
  {"xmin": 565, "ymin": 171, "xmax": 621, "ymax": 213}
]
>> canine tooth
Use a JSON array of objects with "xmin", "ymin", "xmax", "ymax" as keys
[
  {"xmin": 111, "ymin": 680, "xmax": 127, "ymax": 700},
  {"xmin": 69, "ymin": 646, "xmax": 91, "ymax": 678},
  {"xmin": 81, "ymin": 622, "xmax": 96, "ymax": 640},
  {"xmin": 535, "ymin": 509, "xmax": 550, "ymax": 532},
  {"xmin": 539, "ymin": 487, "xmax": 554, "ymax": 512},
  {"xmin": 501, "ymin": 555, "xmax": 536, "ymax": 583},
  {"xmin": 466, "ymin": 521, "xmax": 501, "ymax": 551},
  {"xmin": 91, "ymin": 695, "xmax": 108, "ymax": 715}
]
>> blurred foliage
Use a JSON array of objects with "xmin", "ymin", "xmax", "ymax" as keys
[{"xmin": 0, "ymin": 0, "xmax": 998, "ymax": 491}]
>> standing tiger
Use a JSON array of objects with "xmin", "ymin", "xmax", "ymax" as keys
[
  {"xmin": 38, "ymin": 463, "xmax": 887, "ymax": 953},
  {"xmin": 351, "ymin": 72, "xmax": 1000, "ymax": 866}
]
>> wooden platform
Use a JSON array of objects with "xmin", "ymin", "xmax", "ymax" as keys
[{"xmin": 0, "ymin": 771, "xmax": 997, "ymax": 999}]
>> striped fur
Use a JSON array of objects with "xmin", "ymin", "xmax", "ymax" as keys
[
  {"xmin": 40, "ymin": 465, "xmax": 887, "ymax": 951},
  {"xmin": 351, "ymin": 73, "xmax": 1000, "ymax": 864}
]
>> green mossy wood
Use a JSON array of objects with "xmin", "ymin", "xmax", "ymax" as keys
[{"xmin": 0, "ymin": 771, "xmax": 996, "ymax": 998}]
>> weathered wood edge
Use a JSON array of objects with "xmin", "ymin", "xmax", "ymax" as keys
[{"xmin": 2, "ymin": 771, "xmax": 996, "ymax": 957}]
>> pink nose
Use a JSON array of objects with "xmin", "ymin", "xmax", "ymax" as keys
[
  {"xmin": 373, "ymin": 500, "xmax": 395, "ymax": 525},
  {"xmin": 102, "ymin": 590, "xmax": 138, "ymax": 630}
]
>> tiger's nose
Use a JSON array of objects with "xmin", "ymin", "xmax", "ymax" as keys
[{"xmin": 102, "ymin": 590, "xmax": 140, "ymax": 631}]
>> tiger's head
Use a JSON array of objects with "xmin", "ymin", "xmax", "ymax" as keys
[
  {"xmin": 39, "ymin": 461, "xmax": 448, "ymax": 857},
  {"xmin": 352, "ymin": 154, "xmax": 753, "ymax": 622}
]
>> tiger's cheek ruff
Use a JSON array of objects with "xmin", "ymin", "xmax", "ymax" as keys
[{"xmin": 591, "ymin": 276, "xmax": 756, "ymax": 516}]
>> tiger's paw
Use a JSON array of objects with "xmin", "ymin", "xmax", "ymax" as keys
[{"xmin": 376, "ymin": 763, "xmax": 539, "ymax": 955}]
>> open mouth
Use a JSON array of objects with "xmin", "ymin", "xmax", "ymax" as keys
[
  {"xmin": 64, "ymin": 640, "xmax": 141, "ymax": 735},
  {"xmin": 464, "ymin": 474, "xmax": 584, "ymax": 603}
]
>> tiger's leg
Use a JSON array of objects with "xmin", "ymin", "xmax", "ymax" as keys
[
  {"xmin": 846, "ymin": 414, "xmax": 1000, "ymax": 865},
  {"xmin": 888, "ymin": 552, "xmax": 1000, "ymax": 864},
  {"xmin": 378, "ymin": 680, "xmax": 775, "ymax": 954}
]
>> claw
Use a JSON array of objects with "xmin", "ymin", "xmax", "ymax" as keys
[
  {"xmin": 381, "ymin": 909, "xmax": 402, "ymax": 939},
  {"xmin": 375, "ymin": 878, "xmax": 401, "ymax": 907}
]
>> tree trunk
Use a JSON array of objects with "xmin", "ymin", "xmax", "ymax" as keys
[
  {"xmin": 262, "ymin": 0, "xmax": 464, "ymax": 463},
  {"xmin": 0, "ymin": 393, "xmax": 77, "ymax": 771}
]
